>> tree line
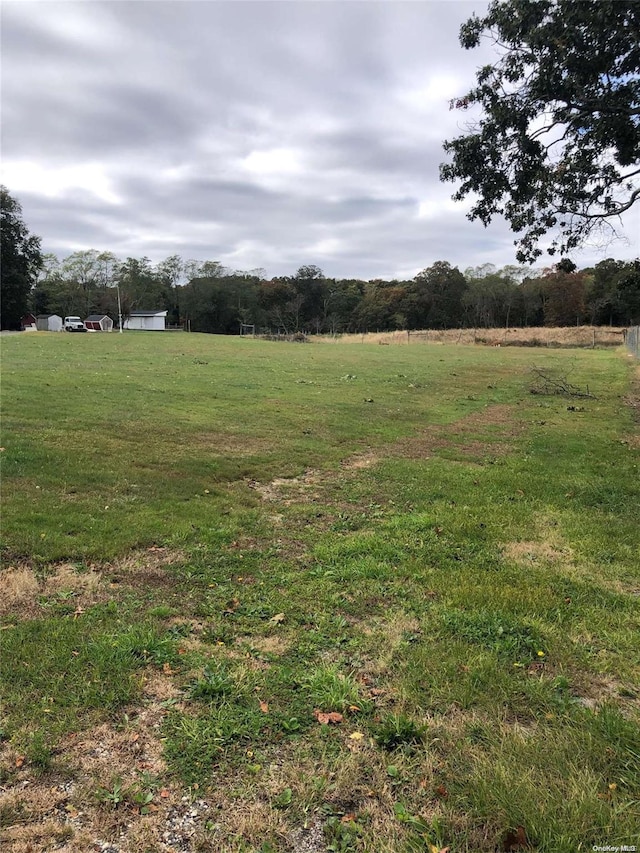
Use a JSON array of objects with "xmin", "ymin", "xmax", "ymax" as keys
[
  {"xmin": 2, "ymin": 186, "xmax": 639, "ymax": 333},
  {"xmin": 29, "ymin": 251, "xmax": 640, "ymax": 334}
]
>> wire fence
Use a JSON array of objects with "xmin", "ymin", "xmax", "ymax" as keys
[{"xmin": 626, "ymin": 326, "xmax": 640, "ymax": 358}]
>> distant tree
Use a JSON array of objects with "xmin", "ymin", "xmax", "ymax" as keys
[
  {"xmin": 351, "ymin": 280, "xmax": 410, "ymax": 332},
  {"xmin": 61, "ymin": 250, "xmax": 103, "ymax": 316},
  {"xmin": 519, "ymin": 276, "xmax": 545, "ymax": 326},
  {"xmin": 542, "ymin": 265, "xmax": 587, "ymax": 326},
  {"xmin": 556, "ymin": 258, "xmax": 577, "ymax": 274},
  {"xmin": 617, "ymin": 261, "xmax": 640, "ymax": 324},
  {"xmin": 463, "ymin": 272, "xmax": 520, "ymax": 328},
  {"xmin": 0, "ymin": 187, "xmax": 43, "ymax": 329},
  {"xmin": 156, "ymin": 254, "xmax": 185, "ymax": 326},
  {"xmin": 412, "ymin": 261, "xmax": 467, "ymax": 328},
  {"xmin": 292, "ymin": 265, "xmax": 327, "ymax": 332},
  {"xmin": 116, "ymin": 257, "xmax": 170, "ymax": 321},
  {"xmin": 441, "ymin": 0, "xmax": 640, "ymax": 262},
  {"xmin": 31, "ymin": 253, "xmax": 61, "ymax": 315},
  {"xmin": 96, "ymin": 251, "xmax": 119, "ymax": 290},
  {"xmin": 322, "ymin": 279, "xmax": 365, "ymax": 334},
  {"xmin": 587, "ymin": 258, "xmax": 640, "ymax": 325}
]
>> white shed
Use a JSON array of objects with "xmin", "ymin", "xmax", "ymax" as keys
[
  {"xmin": 36, "ymin": 314, "xmax": 63, "ymax": 332},
  {"xmin": 124, "ymin": 310, "xmax": 168, "ymax": 331}
]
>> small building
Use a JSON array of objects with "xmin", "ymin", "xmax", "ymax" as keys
[
  {"xmin": 124, "ymin": 310, "xmax": 168, "ymax": 331},
  {"xmin": 85, "ymin": 314, "xmax": 114, "ymax": 332},
  {"xmin": 36, "ymin": 314, "xmax": 63, "ymax": 332},
  {"xmin": 21, "ymin": 313, "xmax": 38, "ymax": 331}
]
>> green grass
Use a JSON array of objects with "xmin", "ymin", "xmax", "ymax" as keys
[{"xmin": 1, "ymin": 331, "xmax": 639, "ymax": 852}]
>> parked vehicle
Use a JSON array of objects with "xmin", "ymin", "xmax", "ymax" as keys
[{"xmin": 63, "ymin": 316, "xmax": 87, "ymax": 332}]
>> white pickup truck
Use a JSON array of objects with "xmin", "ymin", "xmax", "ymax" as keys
[{"xmin": 63, "ymin": 316, "xmax": 87, "ymax": 332}]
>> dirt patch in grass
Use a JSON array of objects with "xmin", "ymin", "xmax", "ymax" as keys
[
  {"xmin": 0, "ymin": 549, "xmax": 185, "ymax": 621},
  {"xmin": 185, "ymin": 431, "xmax": 275, "ymax": 457},
  {"xmin": 341, "ymin": 452, "xmax": 381, "ymax": 471},
  {"xmin": 568, "ymin": 671, "xmax": 640, "ymax": 715},
  {"xmin": 0, "ymin": 669, "xmax": 191, "ymax": 853},
  {"xmin": 501, "ymin": 540, "xmax": 573, "ymax": 565},
  {"xmin": 246, "ymin": 471, "xmax": 324, "ymax": 504},
  {"xmin": 236, "ymin": 635, "xmax": 290, "ymax": 656},
  {"xmin": 621, "ymin": 432, "xmax": 640, "ymax": 449},
  {"xmin": 245, "ymin": 407, "xmax": 522, "ymax": 504},
  {"xmin": 398, "ymin": 404, "xmax": 523, "ymax": 461},
  {"xmin": 247, "ymin": 413, "xmax": 512, "ymax": 509},
  {"xmin": 106, "ymin": 547, "xmax": 185, "ymax": 589}
]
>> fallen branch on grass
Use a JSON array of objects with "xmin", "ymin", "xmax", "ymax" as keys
[{"xmin": 529, "ymin": 367, "xmax": 596, "ymax": 399}]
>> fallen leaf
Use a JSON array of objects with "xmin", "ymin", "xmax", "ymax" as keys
[
  {"xmin": 259, "ymin": 700, "xmax": 269, "ymax": 713},
  {"xmin": 435, "ymin": 784, "xmax": 449, "ymax": 798},
  {"xmin": 314, "ymin": 709, "xmax": 343, "ymax": 725},
  {"xmin": 177, "ymin": 647, "xmax": 187, "ymax": 655},
  {"xmin": 15, "ymin": 756, "xmax": 25, "ymax": 768},
  {"xmin": 269, "ymin": 612, "xmax": 285, "ymax": 624},
  {"xmin": 341, "ymin": 813, "xmax": 356, "ymax": 823},
  {"xmin": 162, "ymin": 663, "xmax": 174, "ymax": 675},
  {"xmin": 130, "ymin": 733, "xmax": 140, "ymax": 743},
  {"xmin": 349, "ymin": 731, "xmax": 364, "ymax": 740},
  {"xmin": 160, "ymin": 789, "xmax": 170, "ymax": 798},
  {"xmin": 348, "ymin": 704, "xmax": 361, "ymax": 713}
]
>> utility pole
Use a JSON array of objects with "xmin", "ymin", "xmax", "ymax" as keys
[{"xmin": 116, "ymin": 285, "xmax": 123, "ymax": 334}]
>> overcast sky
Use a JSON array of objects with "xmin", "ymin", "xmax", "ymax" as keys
[{"xmin": 2, "ymin": 1, "xmax": 638, "ymax": 280}]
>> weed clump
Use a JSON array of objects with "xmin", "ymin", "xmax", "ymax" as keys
[
  {"xmin": 188, "ymin": 663, "xmax": 234, "ymax": 700},
  {"xmin": 374, "ymin": 713, "xmax": 425, "ymax": 750}
]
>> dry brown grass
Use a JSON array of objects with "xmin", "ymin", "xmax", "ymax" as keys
[
  {"xmin": 245, "ymin": 472, "xmax": 324, "ymax": 504},
  {"xmin": 315, "ymin": 325, "xmax": 627, "ymax": 348},
  {"xmin": 359, "ymin": 613, "xmax": 421, "ymax": 681},
  {"xmin": 0, "ymin": 548, "xmax": 184, "ymax": 621},
  {"xmin": 501, "ymin": 541, "xmax": 573, "ymax": 566},
  {"xmin": 0, "ymin": 666, "xmax": 182, "ymax": 853},
  {"xmin": 185, "ymin": 431, "xmax": 275, "ymax": 456}
]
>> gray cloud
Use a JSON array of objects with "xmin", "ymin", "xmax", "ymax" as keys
[{"xmin": 2, "ymin": 1, "xmax": 637, "ymax": 279}]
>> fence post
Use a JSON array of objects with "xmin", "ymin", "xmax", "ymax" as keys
[{"xmin": 625, "ymin": 326, "xmax": 639, "ymax": 358}]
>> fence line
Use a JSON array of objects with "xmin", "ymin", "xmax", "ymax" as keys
[{"xmin": 626, "ymin": 326, "xmax": 640, "ymax": 358}]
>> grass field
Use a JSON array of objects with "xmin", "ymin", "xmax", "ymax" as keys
[{"xmin": 1, "ymin": 332, "xmax": 639, "ymax": 853}]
